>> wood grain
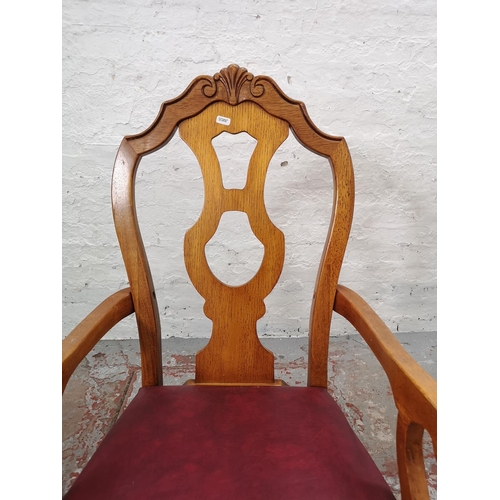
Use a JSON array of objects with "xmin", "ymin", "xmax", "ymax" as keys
[
  {"xmin": 112, "ymin": 140, "xmax": 163, "ymax": 387},
  {"xmin": 179, "ymin": 102, "xmax": 288, "ymax": 384},
  {"xmin": 333, "ymin": 284, "xmax": 437, "ymax": 499},
  {"xmin": 62, "ymin": 288, "xmax": 134, "ymax": 393},
  {"xmin": 111, "ymin": 64, "xmax": 354, "ymax": 387},
  {"xmin": 397, "ymin": 415, "xmax": 431, "ymax": 500}
]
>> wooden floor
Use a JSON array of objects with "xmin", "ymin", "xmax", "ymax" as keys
[{"xmin": 63, "ymin": 333, "xmax": 437, "ymax": 499}]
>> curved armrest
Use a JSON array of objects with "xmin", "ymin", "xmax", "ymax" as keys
[
  {"xmin": 62, "ymin": 288, "xmax": 134, "ymax": 393},
  {"xmin": 334, "ymin": 285, "xmax": 436, "ymax": 500},
  {"xmin": 333, "ymin": 285, "xmax": 436, "ymax": 442}
]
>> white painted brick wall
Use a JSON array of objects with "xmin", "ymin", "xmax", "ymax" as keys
[{"xmin": 63, "ymin": 0, "xmax": 436, "ymax": 339}]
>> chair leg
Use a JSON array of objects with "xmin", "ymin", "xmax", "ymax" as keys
[{"xmin": 396, "ymin": 414, "xmax": 430, "ymax": 500}]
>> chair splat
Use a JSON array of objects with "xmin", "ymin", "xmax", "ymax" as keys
[{"xmin": 179, "ymin": 101, "xmax": 289, "ymax": 384}]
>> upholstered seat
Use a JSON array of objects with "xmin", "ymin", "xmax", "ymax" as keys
[{"xmin": 64, "ymin": 386, "xmax": 395, "ymax": 499}]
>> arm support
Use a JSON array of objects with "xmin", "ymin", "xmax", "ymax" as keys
[
  {"xmin": 333, "ymin": 285, "xmax": 436, "ymax": 500},
  {"xmin": 62, "ymin": 288, "xmax": 134, "ymax": 393}
]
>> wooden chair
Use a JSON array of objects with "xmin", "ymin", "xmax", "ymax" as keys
[{"xmin": 62, "ymin": 64, "xmax": 436, "ymax": 499}]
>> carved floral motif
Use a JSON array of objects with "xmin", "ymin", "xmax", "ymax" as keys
[
  {"xmin": 201, "ymin": 64, "xmax": 265, "ymax": 103},
  {"xmin": 214, "ymin": 64, "xmax": 253, "ymax": 104}
]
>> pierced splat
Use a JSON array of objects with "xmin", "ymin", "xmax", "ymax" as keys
[
  {"xmin": 179, "ymin": 101, "xmax": 289, "ymax": 384},
  {"xmin": 204, "ymin": 211, "xmax": 265, "ymax": 287},
  {"xmin": 212, "ymin": 132, "xmax": 257, "ymax": 189}
]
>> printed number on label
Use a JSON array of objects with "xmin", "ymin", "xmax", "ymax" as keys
[{"xmin": 216, "ymin": 116, "xmax": 231, "ymax": 126}]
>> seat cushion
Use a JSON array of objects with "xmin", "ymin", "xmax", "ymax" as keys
[{"xmin": 64, "ymin": 386, "xmax": 395, "ymax": 499}]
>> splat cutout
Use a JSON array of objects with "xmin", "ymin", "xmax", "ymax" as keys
[
  {"xmin": 205, "ymin": 211, "xmax": 265, "ymax": 287},
  {"xmin": 179, "ymin": 101, "xmax": 289, "ymax": 384},
  {"xmin": 211, "ymin": 132, "xmax": 257, "ymax": 189}
]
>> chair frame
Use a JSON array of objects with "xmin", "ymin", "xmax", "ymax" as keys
[{"xmin": 62, "ymin": 64, "xmax": 436, "ymax": 500}]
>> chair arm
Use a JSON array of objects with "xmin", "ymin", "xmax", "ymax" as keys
[
  {"xmin": 62, "ymin": 288, "xmax": 134, "ymax": 393},
  {"xmin": 334, "ymin": 285, "xmax": 437, "ymax": 498},
  {"xmin": 333, "ymin": 285, "xmax": 436, "ymax": 448}
]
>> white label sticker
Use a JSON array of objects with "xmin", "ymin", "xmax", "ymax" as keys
[{"xmin": 216, "ymin": 115, "xmax": 231, "ymax": 126}]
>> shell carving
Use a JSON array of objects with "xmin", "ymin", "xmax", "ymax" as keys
[
  {"xmin": 214, "ymin": 64, "xmax": 254, "ymax": 104},
  {"xmin": 200, "ymin": 64, "xmax": 265, "ymax": 104}
]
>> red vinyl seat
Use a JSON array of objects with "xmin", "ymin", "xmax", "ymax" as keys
[{"xmin": 64, "ymin": 386, "xmax": 395, "ymax": 499}]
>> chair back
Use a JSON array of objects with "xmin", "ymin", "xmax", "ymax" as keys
[{"xmin": 111, "ymin": 65, "xmax": 355, "ymax": 387}]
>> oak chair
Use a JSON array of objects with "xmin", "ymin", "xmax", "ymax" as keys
[{"xmin": 62, "ymin": 64, "xmax": 436, "ymax": 499}]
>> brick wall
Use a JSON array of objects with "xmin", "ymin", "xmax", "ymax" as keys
[{"xmin": 62, "ymin": 0, "xmax": 436, "ymax": 339}]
